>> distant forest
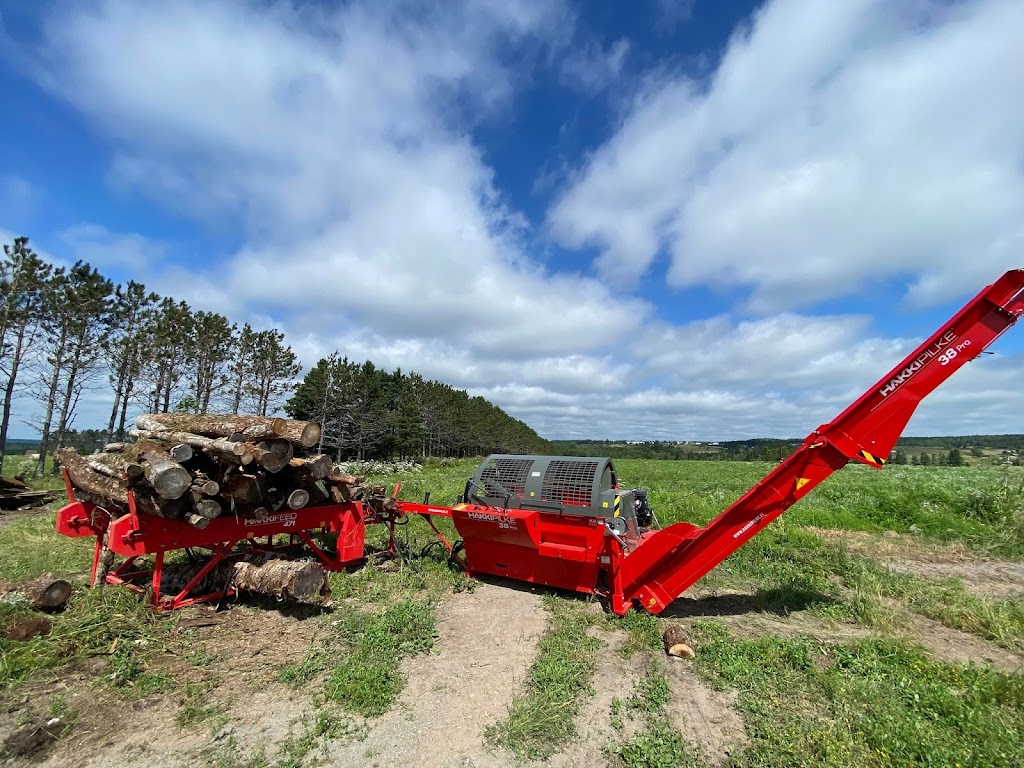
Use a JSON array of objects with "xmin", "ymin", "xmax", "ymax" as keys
[
  {"xmin": 0, "ymin": 236, "xmax": 547, "ymax": 471},
  {"xmin": 550, "ymin": 435, "xmax": 1024, "ymax": 464}
]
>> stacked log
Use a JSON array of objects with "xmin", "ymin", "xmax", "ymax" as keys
[{"xmin": 55, "ymin": 413, "xmax": 364, "ymax": 530}]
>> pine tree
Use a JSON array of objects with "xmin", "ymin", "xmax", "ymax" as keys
[
  {"xmin": 104, "ymin": 281, "xmax": 159, "ymax": 442},
  {"xmin": 0, "ymin": 237, "xmax": 52, "ymax": 466}
]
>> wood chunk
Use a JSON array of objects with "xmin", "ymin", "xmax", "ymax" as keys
[
  {"xmin": 231, "ymin": 560, "xmax": 329, "ymax": 603},
  {"xmin": 140, "ymin": 450, "xmax": 192, "ymax": 500},
  {"xmin": 169, "ymin": 444, "xmax": 194, "ymax": 463},
  {"xmin": 663, "ymin": 624, "xmax": 696, "ymax": 658},
  {"xmin": 286, "ymin": 489, "xmax": 309, "ymax": 510},
  {"xmin": 0, "ymin": 573, "xmax": 73, "ymax": 611},
  {"xmin": 250, "ymin": 440, "xmax": 293, "ymax": 473},
  {"xmin": 275, "ymin": 420, "xmax": 321, "ymax": 449}
]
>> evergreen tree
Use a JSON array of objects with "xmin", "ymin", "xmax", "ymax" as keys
[{"xmin": 0, "ymin": 237, "xmax": 52, "ymax": 466}]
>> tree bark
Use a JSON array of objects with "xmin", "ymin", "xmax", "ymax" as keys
[
  {"xmin": 56, "ymin": 448, "xmax": 168, "ymax": 517},
  {"xmin": 129, "ymin": 428, "xmax": 251, "ymax": 465},
  {"xmin": 230, "ymin": 560, "xmax": 329, "ymax": 604},
  {"xmin": 136, "ymin": 413, "xmax": 288, "ymax": 441}
]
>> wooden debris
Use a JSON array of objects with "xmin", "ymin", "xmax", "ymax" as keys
[
  {"xmin": 0, "ymin": 573, "xmax": 73, "ymax": 612},
  {"xmin": 663, "ymin": 624, "xmax": 696, "ymax": 658}
]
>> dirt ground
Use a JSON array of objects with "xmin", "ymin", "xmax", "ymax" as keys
[
  {"xmin": 3, "ymin": 522, "xmax": 1023, "ymax": 766},
  {"xmin": 809, "ymin": 527, "xmax": 1024, "ymax": 599}
]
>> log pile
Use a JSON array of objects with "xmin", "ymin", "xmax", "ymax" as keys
[{"xmin": 55, "ymin": 413, "xmax": 365, "ymax": 529}]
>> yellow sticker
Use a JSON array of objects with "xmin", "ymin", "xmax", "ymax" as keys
[
  {"xmin": 602, "ymin": 501, "xmax": 609, "ymax": 508},
  {"xmin": 796, "ymin": 477, "xmax": 809, "ymax": 490}
]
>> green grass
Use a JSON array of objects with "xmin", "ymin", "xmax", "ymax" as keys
[
  {"xmin": 617, "ymin": 459, "xmax": 1024, "ymax": 557},
  {"xmin": 324, "ymin": 598, "xmax": 436, "ymax": 716},
  {"xmin": 486, "ymin": 597, "xmax": 602, "ymax": 760},
  {"xmin": 0, "ymin": 586, "xmax": 175, "ymax": 690},
  {"xmin": 611, "ymin": 663, "xmax": 703, "ymax": 768},
  {"xmin": 690, "ymin": 620, "xmax": 1024, "ymax": 768}
]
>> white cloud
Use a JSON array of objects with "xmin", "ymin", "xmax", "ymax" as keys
[
  {"xmin": 10, "ymin": 0, "xmax": 1024, "ymax": 442},
  {"xmin": 550, "ymin": 0, "xmax": 1024, "ymax": 311}
]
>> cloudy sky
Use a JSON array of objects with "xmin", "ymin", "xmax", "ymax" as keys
[{"xmin": 1, "ymin": 0, "xmax": 1023, "ymax": 441}]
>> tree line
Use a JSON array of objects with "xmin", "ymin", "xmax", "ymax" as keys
[
  {"xmin": 284, "ymin": 354, "xmax": 548, "ymax": 460},
  {"xmin": 1, "ymin": 236, "xmax": 547, "ymax": 473}
]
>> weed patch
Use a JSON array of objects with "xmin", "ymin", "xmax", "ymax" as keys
[{"xmin": 1, "ymin": 587, "xmax": 174, "ymax": 691}]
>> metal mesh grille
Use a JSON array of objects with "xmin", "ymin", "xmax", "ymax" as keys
[
  {"xmin": 541, "ymin": 460, "xmax": 600, "ymax": 507},
  {"xmin": 479, "ymin": 458, "xmax": 532, "ymax": 500}
]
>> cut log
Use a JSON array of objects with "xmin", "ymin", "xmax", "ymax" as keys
[
  {"xmin": 0, "ymin": 573, "xmax": 73, "ymax": 611},
  {"xmin": 190, "ymin": 474, "xmax": 220, "ymax": 497},
  {"xmin": 169, "ymin": 444, "xmax": 194, "ymax": 463},
  {"xmin": 185, "ymin": 513, "xmax": 210, "ymax": 530},
  {"xmin": 129, "ymin": 429, "xmax": 251, "ymax": 465},
  {"xmin": 231, "ymin": 560, "xmax": 329, "ymax": 603},
  {"xmin": 136, "ymin": 413, "xmax": 287, "ymax": 441},
  {"xmin": 275, "ymin": 420, "xmax": 321, "ymax": 449},
  {"xmin": 191, "ymin": 498, "xmax": 222, "ymax": 519},
  {"xmin": 103, "ymin": 442, "xmax": 127, "ymax": 453},
  {"xmin": 249, "ymin": 440, "xmax": 293, "ymax": 473},
  {"xmin": 57, "ymin": 448, "xmax": 132, "ymax": 507},
  {"xmin": 286, "ymin": 489, "xmax": 309, "ymax": 510},
  {"xmin": 87, "ymin": 456, "xmax": 124, "ymax": 480},
  {"xmin": 140, "ymin": 450, "xmax": 192, "ymax": 500},
  {"xmin": 287, "ymin": 455, "xmax": 333, "ymax": 484},
  {"xmin": 326, "ymin": 473, "xmax": 365, "ymax": 487},
  {"xmin": 663, "ymin": 625, "xmax": 696, "ymax": 658},
  {"xmin": 221, "ymin": 473, "xmax": 267, "ymax": 505},
  {"xmin": 249, "ymin": 506, "xmax": 269, "ymax": 522}
]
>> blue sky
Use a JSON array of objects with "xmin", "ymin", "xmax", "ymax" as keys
[{"xmin": 1, "ymin": 0, "xmax": 1023, "ymax": 440}]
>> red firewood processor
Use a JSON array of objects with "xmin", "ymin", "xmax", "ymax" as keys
[{"xmin": 56, "ymin": 270, "xmax": 1024, "ymax": 614}]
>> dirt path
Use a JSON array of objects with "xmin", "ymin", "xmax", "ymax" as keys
[
  {"xmin": 664, "ymin": 660, "xmax": 747, "ymax": 766},
  {"xmin": 543, "ymin": 628, "xmax": 645, "ymax": 768},
  {"xmin": 326, "ymin": 581, "xmax": 547, "ymax": 768},
  {"xmin": 809, "ymin": 527, "xmax": 1024, "ymax": 598}
]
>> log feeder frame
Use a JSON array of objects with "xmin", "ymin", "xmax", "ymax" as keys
[{"xmin": 56, "ymin": 469, "xmax": 392, "ymax": 610}]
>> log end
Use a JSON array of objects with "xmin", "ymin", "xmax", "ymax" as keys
[
  {"xmin": 297, "ymin": 422, "xmax": 321, "ymax": 449},
  {"xmin": 663, "ymin": 624, "xmax": 696, "ymax": 658},
  {"xmin": 36, "ymin": 580, "xmax": 73, "ymax": 611}
]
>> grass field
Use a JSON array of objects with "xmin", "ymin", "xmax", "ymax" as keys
[{"xmin": 2, "ymin": 458, "xmax": 1023, "ymax": 767}]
